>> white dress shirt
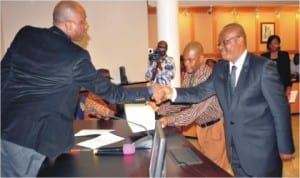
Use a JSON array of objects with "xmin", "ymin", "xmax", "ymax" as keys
[{"xmin": 229, "ymin": 50, "xmax": 247, "ymax": 87}]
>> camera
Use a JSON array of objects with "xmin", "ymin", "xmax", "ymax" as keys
[{"xmin": 148, "ymin": 48, "xmax": 161, "ymax": 61}]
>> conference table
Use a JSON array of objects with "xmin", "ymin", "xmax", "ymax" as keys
[{"xmin": 38, "ymin": 119, "xmax": 232, "ymax": 177}]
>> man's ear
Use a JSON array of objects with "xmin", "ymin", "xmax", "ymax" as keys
[{"xmin": 64, "ymin": 21, "xmax": 73, "ymax": 37}]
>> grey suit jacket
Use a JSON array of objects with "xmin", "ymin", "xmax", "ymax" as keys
[
  {"xmin": 175, "ymin": 53, "xmax": 294, "ymax": 176},
  {"xmin": 1, "ymin": 26, "xmax": 149, "ymax": 158}
]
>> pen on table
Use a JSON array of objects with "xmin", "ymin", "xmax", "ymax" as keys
[
  {"xmin": 77, "ymin": 134, "xmax": 101, "ymax": 137},
  {"xmin": 70, "ymin": 148, "xmax": 94, "ymax": 154}
]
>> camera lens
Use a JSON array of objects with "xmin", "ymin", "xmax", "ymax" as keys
[{"xmin": 148, "ymin": 48, "xmax": 154, "ymax": 54}]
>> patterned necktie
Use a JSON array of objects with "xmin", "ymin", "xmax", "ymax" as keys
[{"xmin": 230, "ymin": 65, "xmax": 237, "ymax": 94}]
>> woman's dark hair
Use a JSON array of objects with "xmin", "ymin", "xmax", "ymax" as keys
[{"xmin": 266, "ymin": 35, "xmax": 281, "ymax": 50}]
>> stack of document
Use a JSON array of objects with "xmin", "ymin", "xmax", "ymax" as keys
[
  {"xmin": 124, "ymin": 103, "xmax": 155, "ymax": 133},
  {"xmin": 75, "ymin": 129, "xmax": 124, "ymax": 149}
]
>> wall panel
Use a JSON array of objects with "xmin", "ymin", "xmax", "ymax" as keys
[{"xmin": 1, "ymin": 1, "xmax": 149, "ymax": 83}]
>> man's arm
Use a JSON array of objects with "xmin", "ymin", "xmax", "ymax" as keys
[
  {"xmin": 164, "ymin": 96, "xmax": 220, "ymax": 126},
  {"xmin": 261, "ymin": 60, "xmax": 294, "ymax": 160},
  {"xmin": 73, "ymin": 52, "xmax": 152, "ymax": 104},
  {"xmin": 152, "ymin": 74, "xmax": 216, "ymax": 104}
]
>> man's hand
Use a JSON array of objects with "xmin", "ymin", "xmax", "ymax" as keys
[
  {"xmin": 159, "ymin": 117, "xmax": 168, "ymax": 128},
  {"xmin": 163, "ymin": 86, "xmax": 173, "ymax": 101},
  {"xmin": 87, "ymin": 108, "xmax": 115, "ymax": 120},
  {"xmin": 151, "ymin": 84, "xmax": 164, "ymax": 103},
  {"xmin": 157, "ymin": 61, "xmax": 163, "ymax": 71},
  {"xmin": 151, "ymin": 84, "xmax": 173, "ymax": 104},
  {"xmin": 280, "ymin": 153, "xmax": 294, "ymax": 161}
]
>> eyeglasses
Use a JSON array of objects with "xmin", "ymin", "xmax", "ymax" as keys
[{"xmin": 217, "ymin": 36, "xmax": 240, "ymax": 47}]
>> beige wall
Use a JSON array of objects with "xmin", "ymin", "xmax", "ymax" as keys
[
  {"xmin": 149, "ymin": 6, "xmax": 299, "ymax": 60},
  {"xmin": 2, "ymin": 1, "xmax": 299, "ymax": 84},
  {"xmin": 1, "ymin": 1, "xmax": 149, "ymax": 84}
]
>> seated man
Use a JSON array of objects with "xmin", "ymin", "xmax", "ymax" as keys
[{"xmin": 75, "ymin": 69, "xmax": 117, "ymax": 120}]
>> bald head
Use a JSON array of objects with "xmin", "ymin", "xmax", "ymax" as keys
[
  {"xmin": 52, "ymin": 1, "xmax": 88, "ymax": 41},
  {"xmin": 53, "ymin": 1, "xmax": 85, "ymax": 24},
  {"xmin": 222, "ymin": 23, "xmax": 247, "ymax": 46},
  {"xmin": 183, "ymin": 41, "xmax": 204, "ymax": 56}
]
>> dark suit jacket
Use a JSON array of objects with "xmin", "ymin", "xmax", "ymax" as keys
[
  {"xmin": 174, "ymin": 52, "xmax": 294, "ymax": 176},
  {"xmin": 261, "ymin": 51, "xmax": 292, "ymax": 90},
  {"xmin": 1, "ymin": 26, "xmax": 149, "ymax": 157}
]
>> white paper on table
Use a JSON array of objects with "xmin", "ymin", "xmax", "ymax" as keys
[
  {"xmin": 124, "ymin": 103, "xmax": 155, "ymax": 133},
  {"xmin": 74, "ymin": 129, "xmax": 115, "ymax": 136},
  {"xmin": 76, "ymin": 133, "xmax": 124, "ymax": 149},
  {"xmin": 289, "ymin": 90, "xmax": 298, "ymax": 103}
]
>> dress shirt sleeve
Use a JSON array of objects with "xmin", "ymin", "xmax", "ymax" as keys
[
  {"xmin": 157, "ymin": 101, "xmax": 189, "ymax": 116},
  {"xmin": 166, "ymin": 96, "xmax": 221, "ymax": 126},
  {"xmin": 171, "ymin": 87, "xmax": 177, "ymax": 102}
]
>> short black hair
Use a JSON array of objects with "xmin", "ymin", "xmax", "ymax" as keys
[{"xmin": 266, "ymin": 35, "xmax": 281, "ymax": 50}]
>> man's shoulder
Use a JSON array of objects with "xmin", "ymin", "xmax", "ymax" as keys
[
  {"xmin": 18, "ymin": 25, "xmax": 47, "ymax": 34},
  {"xmin": 13, "ymin": 25, "xmax": 43, "ymax": 39},
  {"xmin": 22, "ymin": 25, "xmax": 89, "ymax": 59},
  {"xmin": 196, "ymin": 64, "xmax": 211, "ymax": 76},
  {"xmin": 249, "ymin": 52, "xmax": 269, "ymax": 63},
  {"xmin": 214, "ymin": 59, "xmax": 228, "ymax": 70},
  {"xmin": 261, "ymin": 51, "xmax": 269, "ymax": 57}
]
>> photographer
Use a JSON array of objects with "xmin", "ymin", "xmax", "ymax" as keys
[{"xmin": 145, "ymin": 40, "xmax": 175, "ymax": 86}]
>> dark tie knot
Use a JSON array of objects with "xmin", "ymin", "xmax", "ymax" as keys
[{"xmin": 231, "ymin": 65, "xmax": 237, "ymax": 73}]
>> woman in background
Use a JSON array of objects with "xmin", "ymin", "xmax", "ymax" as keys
[{"xmin": 261, "ymin": 35, "xmax": 291, "ymax": 94}]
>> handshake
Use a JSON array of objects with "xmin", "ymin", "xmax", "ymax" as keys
[{"xmin": 149, "ymin": 84, "xmax": 174, "ymax": 104}]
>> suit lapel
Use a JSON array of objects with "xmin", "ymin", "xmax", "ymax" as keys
[
  {"xmin": 231, "ymin": 53, "xmax": 251, "ymax": 108},
  {"xmin": 222, "ymin": 62, "xmax": 232, "ymax": 107}
]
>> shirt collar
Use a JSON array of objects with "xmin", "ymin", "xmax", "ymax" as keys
[
  {"xmin": 49, "ymin": 26, "xmax": 71, "ymax": 41},
  {"xmin": 229, "ymin": 50, "xmax": 247, "ymax": 71}
]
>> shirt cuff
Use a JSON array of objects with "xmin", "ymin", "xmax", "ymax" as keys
[
  {"xmin": 147, "ymin": 87, "xmax": 153, "ymax": 98},
  {"xmin": 171, "ymin": 87, "xmax": 177, "ymax": 102}
]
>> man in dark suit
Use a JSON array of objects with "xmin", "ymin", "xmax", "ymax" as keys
[
  {"xmin": 1, "ymin": 0, "xmax": 151, "ymax": 164},
  {"xmin": 153, "ymin": 23, "xmax": 294, "ymax": 177}
]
